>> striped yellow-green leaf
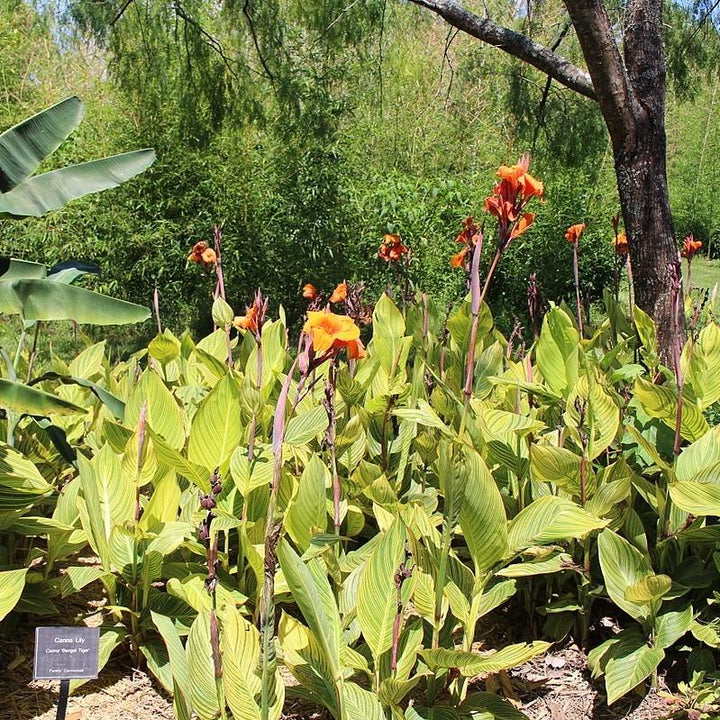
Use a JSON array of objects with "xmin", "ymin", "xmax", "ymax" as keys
[
  {"xmin": 420, "ymin": 641, "xmax": 549, "ymax": 676},
  {"xmin": 8, "ymin": 516, "xmax": 74, "ymax": 535},
  {"xmin": 68, "ymin": 340, "xmax": 106, "ymax": 379},
  {"xmin": 342, "ymin": 682, "xmax": 385, "ymax": 720},
  {"xmin": 669, "ymin": 481, "xmax": 720, "ymax": 516},
  {"xmin": 0, "ymin": 378, "xmax": 84, "ymax": 415},
  {"xmin": 286, "ymin": 453, "xmax": 329, "ymax": 551},
  {"xmin": 624, "ymin": 574, "xmax": 672, "ymax": 604},
  {"xmin": 690, "ymin": 620, "xmax": 720, "ymax": 648},
  {"xmin": 76, "ymin": 454, "xmax": 111, "ymax": 571},
  {"xmin": 464, "ymin": 692, "xmax": 529, "ymax": 719},
  {"xmin": 496, "ymin": 552, "xmax": 574, "ymax": 578},
  {"xmin": 139, "ymin": 471, "xmax": 181, "ymax": 531},
  {"xmin": 476, "ymin": 407, "xmax": 545, "ymax": 437},
  {"xmin": 357, "ymin": 518, "xmax": 406, "ymax": 662},
  {"xmin": 683, "ymin": 322, "xmax": 720, "ymax": 408},
  {"xmin": 151, "ymin": 611, "xmax": 192, "ymax": 720},
  {"xmin": 277, "ymin": 540, "xmax": 342, "ymax": 685},
  {"xmin": 530, "ymin": 444, "xmax": 582, "ymax": 494},
  {"xmin": 0, "ymin": 568, "xmax": 28, "ymax": 621},
  {"xmin": 633, "ymin": 377, "xmax": 708, "ymax": 442},
  {"xmin": 393, "ymin": 400, "xmax": 451, "ymax": 434},
  {"xmin": 655, "ymin": 605, "xmax": 693, "ymax": 650},
  {"xmin": 0, "ymin": 441, "xmax": 53, "ymax": 494},
  {"xmin": 598, "ymin": 529, "xmax": 652, "ymax": 622},
  {"xmin": 284, "ymin": 404, "xmax": 328, "ymax": 447},
  {"xmin": 126, "ymin": 369, "xmax": 185, "ymax": 450},
  {"xmin": 507, "ymin": 496, "xmax": 607, "ymax": 554},
  {"xmin": 602, "ymin": 627, "xmax": 664, "ymax": 705},
  {"xmin": 220, "ymin": 605, "xmax": 269, "ymax": 720},
  {"xmin": 459, "ymin": 449, "xmax": 507, "ymax": 576},
  {"xmin": 148, "ymin": 329, "xmax": 181, "ymax": 364},
  {"xmin": 378, "ymin": 617, "xmax": 424, "ymax": 682},
  {"xmin": 188, "ymin": 372, "xmax": 243, "ymax": 471},
  {"xmin": 675, "ymin": 425, "xmax": 720, "ymax": 481},
  {"xmin": 634, "ymin": 306, "xmax": 658, "ymax": 358},
  {"xmin": 372, "ymin": 293, "xmax": 409, "ymax": 377},
  {"xmin": 187, "ymin": 611, "xmax": 221, "ymax": 720},
  {"xmin": 59, "ymin": 566, "xmax": 104, "ymax": 598},
  {"xmin": 277, "ymin": 612, "xmax": 339, "ymax": 714},
  {"xmin": 536, "ymin": 306, "xmax": 579, "ymax": 398},
  {"xmin": 94, "ymin": 443, "xmax": 135, "ymax": 530},
  {"xmin": 230, "ymin": 443, "xmax": 273, "ymax": 497},
  {"xmin": 150, "ymin": 430, "xmax": 209, "ymax": 491}
]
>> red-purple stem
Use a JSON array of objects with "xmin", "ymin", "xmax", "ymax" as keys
[{"xmin": 573, "ymin": 241, "xmax": 584, "ymax": 337}]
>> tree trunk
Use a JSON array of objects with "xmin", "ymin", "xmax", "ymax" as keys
[
  {"xmin": 564, "ymin": 0, "xmax": 683, "ymax": 357},
  {"xmin": 614, "ymin": 112, "xmax": 680, "ymax": 355},
  {"xmin": 615, "ymin": 0, "xmax": 683, "ymax": 357}
]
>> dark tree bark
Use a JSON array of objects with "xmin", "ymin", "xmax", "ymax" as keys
[{"xmin": 408, "ymin": 0, "xmax": 683, "ymax": 355}]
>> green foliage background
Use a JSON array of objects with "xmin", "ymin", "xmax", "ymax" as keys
[{"xmin": 1, "ymin": 0, "xmax": 719, "ymax": 340}]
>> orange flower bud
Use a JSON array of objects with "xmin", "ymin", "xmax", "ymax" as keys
[
  {"xmin": 302, "ymin": 283, "xmax": 318, "ymax": 300},
  {"xmin": 329, "ymin": 282, "xmax": 347, "ymax": 304}
]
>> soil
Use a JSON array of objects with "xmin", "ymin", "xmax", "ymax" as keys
[{"xmin": 0, "ymin": 595, "xmax": 683, "ymax": 720}]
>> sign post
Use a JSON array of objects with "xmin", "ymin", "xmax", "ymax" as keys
[{"xmin": 33, "ymin": 626, "xmax": 100, "ymax": 720}]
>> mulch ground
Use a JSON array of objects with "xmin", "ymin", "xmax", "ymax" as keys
[{"xmin": 0, "ymin": 592, "xmax": 684, "ymax": 720}]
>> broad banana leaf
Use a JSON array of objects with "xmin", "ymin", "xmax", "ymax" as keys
[
  {"xmin": 0, "ymin": 96, "xmax": 83, "ymax": 192},
  {"xmin": 0, "ymin": 279, "xmax": 150, "ymax": 324},
  {"xmin": 0, "ymin": 258, "xmax": 47, "ymax": 280},
  {"xmin": 0, "ymin": 149, "xmax": 155, "ymax": 217}
]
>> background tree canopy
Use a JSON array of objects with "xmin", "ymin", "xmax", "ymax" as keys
[{"xmin": 1, "ymin": 0, "xmax": 719, "ymax": 342}]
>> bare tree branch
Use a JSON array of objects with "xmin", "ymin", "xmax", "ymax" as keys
[
  {"xmin": 172, "ymin": 1, "xmax": 245, "ymax": 81},
  {"xmin": 243, "ymin": 0, "xmax": 276, "ymax": 84},
  {"xmin": 111, "ymin": 0, "xmax": 136, "ymax": 26},
  {"xmin": 532, "ymin": 19, "xmax": 573, "ymax": 151},
  {"xmin": 406, "ymin": 0, "xmax": 596, "ymax": 99}
]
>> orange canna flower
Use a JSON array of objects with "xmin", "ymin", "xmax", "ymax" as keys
[
  {"xmin": 450, "ymin": 247, "xmax": 469, "ymax": 268},
  {"xmin": 519, "ymin": 173, "xmax": 544, "ymax": 199},
  {"xmin": 329, "ymin": 282, "xmax": 347, "ymax": 304},
  {"xmin": 303, "ymin": 311, "xmax": 365, "ymax": 358},
  {"xmin": 303, "ymin": 283, "xmax": 318, "ymax": 300},
  {"xmin": 613, "ymin": 231, "xmax": 629, "ymax": 256},
  {"xmin": 483, "ymin": 154, "xmax": 543, "ymax": 241},
  {"xmin": 565, "ymin": 223, "xmax": 586, "ymax": 244},
  {"xmin": 346, "ymin": 336, "xmax": 366, "ymax": 359},
  {"xmin": 379, "ymin": 233, "xmax": 409, "ymax": 262},
  {"xmin": 455, "ymin": 217, "xmax": 478, "ymax": 244},
  {"xmin": 201, "ymin": 248, "xmax": 217, "ymax": 265},
  {"xmin": 188, "ymin": 241, "xmax": 217, "ymax": 268},
  {"xmin": 681, "ymin": 233, "xmax": 702, "ymax": 259},
  {"xmin": 482, "ymin": 196, "xmax": 503, "ymax": 219},
  {"xmin": 233, "ymin": 305, "xmax": 258, "ymax": 333},
  {"xmin": 495, "ymin": 154, "xmax": 544, "ymax": 201},
  {"xmin": 511, "ymin": 212, "xmax": 536, "ymax": 239}
]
